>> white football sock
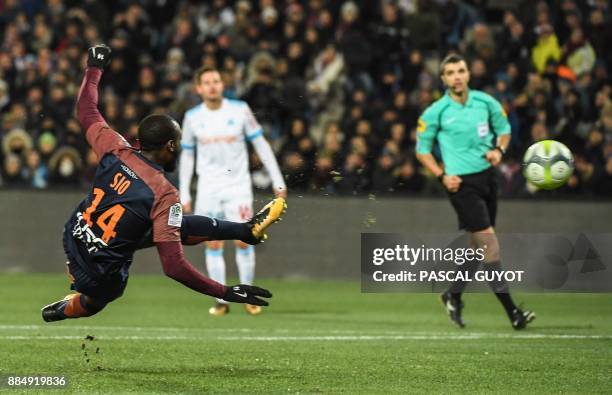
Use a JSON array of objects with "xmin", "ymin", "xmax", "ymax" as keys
[
  {"xmin": 236, "ymin": 245, "xmax": 255, "ymax": 285},
  {"xmin": 205, "ymin": 248, "xmax": 226, "ymax": 304}
]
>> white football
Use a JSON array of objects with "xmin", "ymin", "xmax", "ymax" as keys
[{"xmin": 523, "ymin": 140, "xmax": 574, "ymax": 190}]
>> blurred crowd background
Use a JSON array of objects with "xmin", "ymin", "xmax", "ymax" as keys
[{"xmin": 1, "ymin": 0, "xmax": 612, "ymax": 198}]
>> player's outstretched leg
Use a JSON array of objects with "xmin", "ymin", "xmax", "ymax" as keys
[
  {"xmin": 136, "ymin": 198, "xmax": 288, "ymax": 250},
  {"xmin": 181, "ymin": 217, "xmax": 252, "ymax": 246},
  {"xmin": 180, "ymin": 197, "xmax": 287, "ymax": 246},
  {"xmin": 41, "ymin": 293, "xmax": 106, "ymax": 322}
]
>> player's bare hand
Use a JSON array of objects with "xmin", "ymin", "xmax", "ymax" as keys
[
  {"xmin": 485, "ymin": 149, "xmax": 503, "ymax": 166},
  {"xmin": 182, "ymin": 201, "xmax": 193, "ymax": 214},
  {"xmin": 274, "ymin": 187, "xmax": 287, "ymax": 199},
  {"xmin": 443, "ymin": 175, "xmax": 462, "ymax": 193}
]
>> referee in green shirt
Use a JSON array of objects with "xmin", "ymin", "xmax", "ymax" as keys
[{"xmin": 416, "ymin": 54, "xmax": 535, "ymax": 330}]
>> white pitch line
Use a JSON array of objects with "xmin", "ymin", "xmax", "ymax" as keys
[
  {"xmin": 0, "ymin": 335, "xmax": 193, "ymax": 340},
  {"xmin": 217, "ymin": 334, "xmax": 612, "ymax": 341},
  {"xmin": 0, "ymin": 324, "xmax": 501, "ymax": 336},
  {"xmin": 0, "ymin": 334, "xmax": 611, "ymax": 341},
  {"xmin": 0, "ymin": 324, "xmax": 253, "ymax": 333},
  {"xmin": 1, "ymin": 324, "xmax": 612, "ymax": 340}
]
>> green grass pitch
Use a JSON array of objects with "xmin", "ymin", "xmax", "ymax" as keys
[{"xmin": 0, "ymin": 273, "xmax": 611, "ymax": 394}]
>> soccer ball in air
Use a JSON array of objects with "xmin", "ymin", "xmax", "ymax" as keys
[{"xmin": 523, "ymin": 140, "xmax": 574, "ymax": 190}]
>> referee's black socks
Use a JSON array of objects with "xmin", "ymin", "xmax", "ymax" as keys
[
  {"xmin": 485, "ymin": 261, "xmax": 518, "ymax": 318},
  {"xmin": 448, "ymin": 258, "xmax": 480, "ymax": 301}
]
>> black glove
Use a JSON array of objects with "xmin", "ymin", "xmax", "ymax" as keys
[
  {"xmin": 223, "ymin": 284, "xmax": 272, "ymax": 306},
  {"xmin": 87, "ymin": 44, "xmax": 112, "ymax": 69}
]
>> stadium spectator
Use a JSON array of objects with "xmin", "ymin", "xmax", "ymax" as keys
[
  {"xmin": 242, "ymin": 61, "xmax": 282, "ymax": 139},
  {"xmin": 23, "ymin": 149, "xmax": 47, "ymax": 189},
  {"xmin": 0, "ymin": 78, "xmax": 10, "ymax": 112},
  {"xmin": 2, "ymin": 127, "xmax": 32, "ymax": 157},
  {"xmin": 336, "ymin": 152, "xmax": 368, "ymax": 195},
  {"xmin": 593, "ymin": 154, "xmax": 612, "ymax": 196},
  {"xmin": 336, "ymin": 1, "xmax": 372, "ymax": 94},
  {"xmin": 394, "ymin": 158, "xmax": 426, "ymax": 195},
  {"xmin": 306, "ymin": 43, "xmax": 345, "ymax": 143},
  {"xmin": 371, "ymin": 153, "xmax": 398, "ymax": 195},
  {"xmin": 562, "ymin": 27, "xmax": 596, "ymax": 76},
  {"xmin": 2, "ymin": 153, "xmax": 26, "ymax": 187},
  {"xmin": 462, "ymin": 23, "xmax": 496, "ymax": 65},
  {"xmin": 281, "ymin": 150, "xmax": 309, "ymax": 191},
  {"xmin": 48, "ymin": 146, "xmax": 82, "ymax": 186},
  {"xmin": 531, "ymin": 24, "xmax": 562, "ymax": 74}
]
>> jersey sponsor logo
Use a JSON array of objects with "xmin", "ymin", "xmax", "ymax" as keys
[
  {"xmin": 417, "ymin": 118, "xmax": 427, "ymax": 133},
  {"xmin": 120, "ymin": 164, "xmax": 139, "ymax": 179},
  {"xmin": 72, "ymin": 211, "xmax": 108, "ymax": 253},
  {"xmin": 477, "ymin": 122, "xmax": 490, "ymax": 138},
  {"xmin": 168, "ymin": 203, "xmax": 183, "ymax": 227},
  {"xmin": 199, "ymin": 135, "xmax": 239, "ymax": 144}
]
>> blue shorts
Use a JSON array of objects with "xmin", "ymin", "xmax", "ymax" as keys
[
  {"xmin": 65, "ymin": 260, "xmax": 128, "ymax": 303},
  {"xmin": 63, "ymin": 233, "xmax": 128, "ymax": 303}
]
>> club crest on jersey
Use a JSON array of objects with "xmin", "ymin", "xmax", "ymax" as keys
[{"xmin": 168, "ymin": 203, "xmax": 183, "ymax": 227}]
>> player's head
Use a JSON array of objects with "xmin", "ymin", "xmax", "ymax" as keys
[
  {"xmin": 440, "ymin": 54, "xmax": 470, "ymax": 95},
  {"xmin": 194, "ymin": 66, "xmax": 224, "ymax": 103},
  {"xmin": 137, "ymin": 114, "xmax": 182, "ymax": 172}
]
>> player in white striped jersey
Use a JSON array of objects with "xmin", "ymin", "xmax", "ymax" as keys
[{"xmin": 179, "ymin": 66, "xmax": 286, "ymax": 316}]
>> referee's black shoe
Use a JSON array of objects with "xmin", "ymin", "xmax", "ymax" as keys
[
  {"xmin": 511, "ymin": 308, "xmax": 536, "ymax": 330},
  {"xmin": 440, "ymin": 292, "xmax": 465, "ymax": 328}
]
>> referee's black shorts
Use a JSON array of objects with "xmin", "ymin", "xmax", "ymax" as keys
[{"xmin": 448, "ymin": 167, "xmax": 498, "ymax": 232}]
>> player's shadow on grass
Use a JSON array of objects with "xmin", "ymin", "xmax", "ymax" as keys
[
  {"xmin": 90, "ymin": 368, "xmax": 270, "ymax": 394},
  {"xmin": 528, "ymin": 324, "xmax": 595, "ymax": 331},
  {"xmin": 271, "ymin": 309, "xmax": 349, "ymax": 315},
  {"xmin": 108, "ymin": 365, "xmax": 275, "ymax": 378}
]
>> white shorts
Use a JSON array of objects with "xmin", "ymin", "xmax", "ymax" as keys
[{"xmin": 194, "ymin": 190, "xmax": 253, "ymax": 223}]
